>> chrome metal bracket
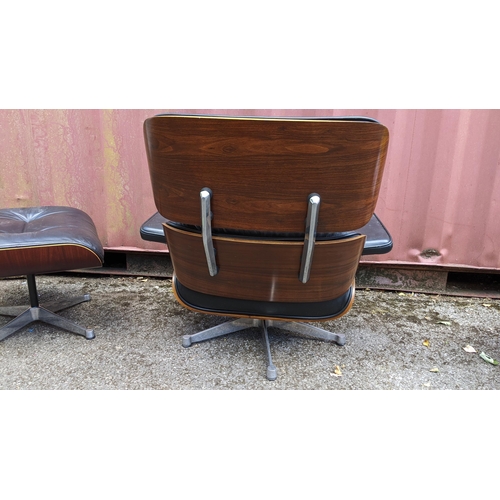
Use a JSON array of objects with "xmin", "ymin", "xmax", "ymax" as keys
[
  {"xmin": 200, "ymin": 188, "xmax": 218, "ymax": 276},
  {"xmin": 299, "ymin": 193, "xmax": 321, "ymax": 283}
]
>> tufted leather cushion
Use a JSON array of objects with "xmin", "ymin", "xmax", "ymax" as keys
[{"xmin": 0, "ymin": 206, "xmax": 104, "ymax": 277}]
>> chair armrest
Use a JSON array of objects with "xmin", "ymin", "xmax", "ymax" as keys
[
  {"xmin": 140, "ymin": 212, "xmax": 169, "ymax": 243},
  {"xmin": 357, "ymin": 213, "xmax": 393, "ymax": 255}
]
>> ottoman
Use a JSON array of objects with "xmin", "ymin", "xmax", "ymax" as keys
[{"xmin": 0, "ymin": 206, "xmax": 104, "ymax": 341}]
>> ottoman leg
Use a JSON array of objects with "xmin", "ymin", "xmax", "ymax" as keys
[
  {"xmin": 0, "ymin": 295, "xmax": 91, "ymax": 316},
  {"xmin": 0, "ymin": 307, "xmax": 95, "ymax": 341},
  {"xmin": 0, "ymin": 275, "xmax": 95, "ymax": 341},
  {"xmin": 41, "ymin": 294, "xmax": 91, "ymax": 313},
  {"xmin": 0, "ymin": 308, "xmax": 35, "ymax": 341},
  {"xmin": 37, "ymin": 307, "xmax": 95, "ymax": 339},
  {"xmin": 0, "ymin": 306, "xmax": 95, "ymax": 341}
]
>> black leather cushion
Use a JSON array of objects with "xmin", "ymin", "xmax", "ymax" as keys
[
  {"xmin": 0, "ymin": 206, "xmax": 104, "ymax": 279},
  {"xmin": 175, "ymin": 279, "xmax": 353, "ymax": 321},
  {"xmin": 0, "ymin": 206, "xmax": 104, "ymax": 260}
]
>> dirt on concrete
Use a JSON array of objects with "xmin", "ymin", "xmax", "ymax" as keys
[{"xmin": 0, "ymin": 275, "xmax": 499, "ymax": 389}]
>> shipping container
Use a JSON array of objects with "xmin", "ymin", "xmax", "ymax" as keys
[{"xmin": 1, "ymin": 109, "xmax": 499, "ymax": 275}]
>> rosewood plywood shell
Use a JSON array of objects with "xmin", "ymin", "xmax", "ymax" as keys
[
  {"xmin": 164, "ymin": 224, "xmax": 365, "ymax": 303},
  {"xmin": 0, "ymin": 244, "xmax": 103, "ymax": 278},
  {"xmin": 144, "ymin": 115, "xmax": 389, "ymax": 233}
]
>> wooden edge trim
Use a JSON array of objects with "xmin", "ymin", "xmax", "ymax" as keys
[{"xmin": 149, "ymin": 115, "xmax": 384, "ymax": 126}]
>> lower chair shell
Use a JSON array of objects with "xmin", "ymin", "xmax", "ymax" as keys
[{"xmin": 173, "ymin": 275, "xmax": 356, "ymax": 381}]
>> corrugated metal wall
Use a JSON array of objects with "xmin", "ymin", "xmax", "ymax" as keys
[
  {"xmin": 374, "ymin": 109, "xmax": 500, "ymax": 271},
  {"xmin": 0, "ymin": 109, "xmax": 164, "ymax": 252},
  {"xmin": 1, "ymin": 109, "xmax": 499, "ymax": 270}
]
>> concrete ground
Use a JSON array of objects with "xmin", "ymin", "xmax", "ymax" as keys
[{"xmin": 0, "ymin": 274, "xmax": 499, "ymax": 389}]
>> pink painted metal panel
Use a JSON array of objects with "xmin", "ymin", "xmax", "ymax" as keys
[
  {"xmin": 1, "ymin": 109, "xmax": 499, "ymax": 271},
  {"xmin": 0, "ymin": 109, "xmax": 167, "ymax": 252},
  {"xmin": 361, "ymin": 109, "xmax": 500, "ymax": 270}
]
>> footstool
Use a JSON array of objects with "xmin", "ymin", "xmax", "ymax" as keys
[{"xmin": 0, "ymin": 206, "xmax": 104, "ymax": 341}]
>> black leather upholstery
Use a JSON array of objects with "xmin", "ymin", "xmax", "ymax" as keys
[
  {"xmin": 175, "ymin": 279, "xmax": 353, "ymax": 320},
  {"xmin": 140, "ymin": 211, "xmax": 393, "ymax": 255},
  {"xmin": 0, "ymin": 206, "xmax": 104, "ymax": 261}
]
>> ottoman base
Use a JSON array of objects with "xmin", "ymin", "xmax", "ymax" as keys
[{"xmin": 0, "ymin": 275, "xmax": 95, "ymax": 341}]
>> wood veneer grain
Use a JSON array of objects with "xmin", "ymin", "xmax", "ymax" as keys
[
  {"xmin": 0, "ymin": 245, "xmax": 103, "ymax": 278},
  {"xmin": 145, "ymin": 115, "xmax": 389, "ymax": 233},
  {"xmin": 165, "ymin": 224, "xmax": 365, "ymax": 303}
]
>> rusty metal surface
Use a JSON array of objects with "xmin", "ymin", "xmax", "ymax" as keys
[
  {"xmin": 1, "ymin": 109, "xmax": 499, "ymax": 271},
  {"xmin": 0, "ymin": 109, "xmax": 167, "ymax": 253}
]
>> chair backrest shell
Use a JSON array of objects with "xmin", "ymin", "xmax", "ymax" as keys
[
  {"xmin": 164, "ymin": 224, "xmax": 366, "ymax": 302},
  {"xmin": 144, "ymin": 115, "xmax": 389, "ymax": 233}
]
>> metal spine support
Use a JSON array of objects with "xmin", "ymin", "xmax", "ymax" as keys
[
  {"xmin": 299, "ymin": 193, "xmax": 321, "ymax": 283},
  {"xmin": 200, "ymin": 188, "xmax": 218, "ymax": 276}
]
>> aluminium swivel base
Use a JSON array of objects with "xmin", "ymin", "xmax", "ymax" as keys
[
  {"xmin": 182, "ymin": 318, "xmax": 345, "ymax": 381},
  {"xmin": 0, "ymin": 275, "xmax": 95, "ymax": 342}
]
